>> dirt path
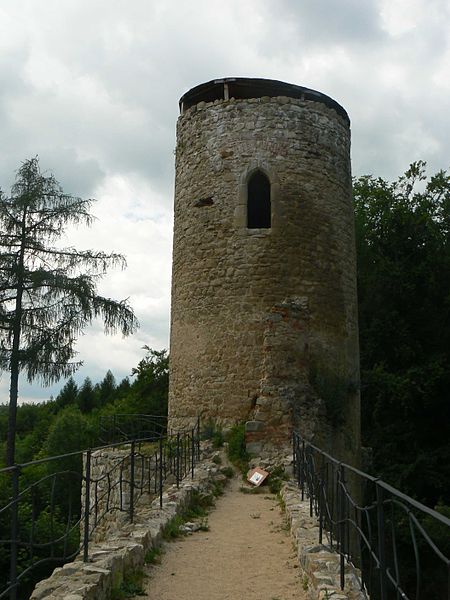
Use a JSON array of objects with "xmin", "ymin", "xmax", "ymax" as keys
[{"xmin": 140, "ymin": 476, "xmax": 307, "ymax": 600}]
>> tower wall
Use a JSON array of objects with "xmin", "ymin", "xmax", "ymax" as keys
[{"xmin": 169, "ymin": 79, "xmax": 360, "ymax": 463}]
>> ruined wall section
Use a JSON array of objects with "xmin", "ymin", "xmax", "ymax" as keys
[{"xmin": 169, "ymin": 94, "xmax": 360, "ymax": 462}]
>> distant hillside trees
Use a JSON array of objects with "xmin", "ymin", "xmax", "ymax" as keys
[
  {"xmin": 0, "ymin": 346, "xmax": 169, "ymax": 468},
  {"xmin": 0, "ymin": 157, "xmax": 138, "ymax": 465}
]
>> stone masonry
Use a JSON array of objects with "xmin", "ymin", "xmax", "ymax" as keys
[
  {"xmin": 169, "ymin": 78, "xmax": 360, "ymax": 465},
  {"xmin": 281, "ymin": 481, "xmax": 366, "ymax": 600},
  {"xmin": 30, "ymin": 444, "xmax": 228, "ymax": 600}
]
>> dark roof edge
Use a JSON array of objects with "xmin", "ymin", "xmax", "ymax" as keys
[{"xmin": 179, "ymin": 77, "xmax": 349, "ymax": 124}]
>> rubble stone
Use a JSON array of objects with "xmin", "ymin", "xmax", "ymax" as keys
[{"xmin": 280, "ymin": 482, "xmax": 366, "ymax": 600}]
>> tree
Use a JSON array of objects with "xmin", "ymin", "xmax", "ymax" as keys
[
  {"xmin": 115, "ymin": 376, "xmax": 131, "ymax": 396},
  {"xmin": 96, "ymin": 369, "xmax": 116, "ymax": 407},
  {"xmin": 354, "ymin": 161, "xmax": 450, "ymax": 504},
  {"xmin": 0, "ymin": 158, "xmax": 138, "ymax": 466},
  {"xmin": 55, "ymin": 377, "xmax": 78, "ymax": 409},
  {"xmin": 76, "ymin": 376, "xmax": 94, "ymax": 413},
  {"xmin": 130, "ymin": 347, "xmax": 169, "ymax": 415}
]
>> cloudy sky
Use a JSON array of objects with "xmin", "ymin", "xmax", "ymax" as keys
[{"xmin": 0, "ymin": 0, "xmax": 449, "ymax": 403}]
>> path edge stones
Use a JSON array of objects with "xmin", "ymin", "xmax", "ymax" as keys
[
  {"xmin": 30, "ymin": 445, "xmax": 225, "ymax": 600},
  {"xmin": 281, "ymin": 481, "xmax": 366, "ymax": 600}
]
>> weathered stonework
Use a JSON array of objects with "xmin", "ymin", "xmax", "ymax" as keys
[
  {"xmin": 169, "ymin": 78, "xmax": 360, "ymax": 464},
  {"xmin": 30, "ymin": 445, "xmax": 226, "ymax": 600},
  {"xmin": 81, "ymin": 448, "xmax": 139, "ymax": 545},
  {"xmin": 281, "ymin": 481, "xmax": 365, "ymax": 600}
]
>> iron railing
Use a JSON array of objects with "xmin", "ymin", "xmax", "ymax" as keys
[
  {"xmin": 293, "ymin": 431, "xmax": 450, "ymax": 600},
  {"xmin": 0, "ymin": 417, "xmax": 201, "ymax": 600}
]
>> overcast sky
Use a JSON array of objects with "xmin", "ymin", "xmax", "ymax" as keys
[{"xmin": 1, "ymin": 0, "xmax": 449, "ymax": 403}]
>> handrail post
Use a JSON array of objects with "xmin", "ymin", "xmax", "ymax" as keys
[
  {"xmin": 338, "ymin": 464, "xmax": 345, "ymax": 590},
  {"xmin": 159, "ymin": 436, "xmax": 163, "ymax": 508},
  {"xmin": 176, "ymin": 432, "xmax": 181, "ymax": 488},
  {"xmin": 182, "ymin": 433, "xmax": 186, "ymax": 478},
  {"xmin": 196, "ymin": 416, "xmax": 201, "ymax": 461},
  {"xmin": 83, "ymin": 450, "xmax": 91, "ymax": 563},
  {"xmin": 319, "ymin": 476, "xmax": 324, "ymax": 545},
  {"xmin": 191, "ymin": 428, "xmax": 195, "ymax": 479},
  {"xmin": 292, "ymin": 432, "xmax": 296, "ymax": 479},
  {"xmin": 376, "ymin": 482, "xmax": 387, "ymax": 600},
  {"xmin": 129, "ymin": 441, "xmax": 135, "ymax": 523},
  {"xmin": 301, "ymin": 440, "xmax": 306, "ymax": 501},
  {"xmin": 9, "ymin": 465, "xmax": 20, "ymax": 600}
]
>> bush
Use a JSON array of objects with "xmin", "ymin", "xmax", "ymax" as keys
[
  {"xmin": 220, "ymin": 466, "xmax": 234, "ymax": 479},
  {"xmin": 202, "ymin": 419, "xmax": 224, "ymax": 447},
  {"xmin": 226, "ymin": 423, "xmax": 249, "ymax": 475}
]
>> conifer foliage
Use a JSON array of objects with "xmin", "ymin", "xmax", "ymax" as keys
[{"xmin": 0, "ymin": 158, "xmax": 138, "ymax": 466}]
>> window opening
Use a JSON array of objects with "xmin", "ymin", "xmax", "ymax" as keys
[{"xmin": 247, "ymin": 171, "xmax": 271, "ymax": 229}]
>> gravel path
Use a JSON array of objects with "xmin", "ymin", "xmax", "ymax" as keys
[{"xmin": 140, "ymin": 476, "xmax": 307, "ymax": 600}]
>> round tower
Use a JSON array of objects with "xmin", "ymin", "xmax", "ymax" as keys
[{"xmin": 169, "ymin": 78, "xmax": 360, "ymax": 464}]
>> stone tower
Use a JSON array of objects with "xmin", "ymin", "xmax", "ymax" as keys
[{"xmin": 169, "ymin": 78, "xmax": 360, "ymax": 464}]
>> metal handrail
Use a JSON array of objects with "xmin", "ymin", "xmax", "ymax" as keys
[
  {"xmin": 292, "ymin": 431, "xmax": 450, "ymax": 600},
  {"xmin": 0, "ymin": 415, "xmax": 201, "ymax": 600}
]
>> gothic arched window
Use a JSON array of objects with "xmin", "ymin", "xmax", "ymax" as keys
[{"xmin": 247, "ymin": 171, "xmax": 271, "ymax": 229}]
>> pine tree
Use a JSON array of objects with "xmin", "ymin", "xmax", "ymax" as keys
[
  {"xmin": 77, "ymin": 377, "xmax": 94, "ymax": 413},
  {"xmin": 0, "ymin": 158, "xmax": 138, "ymax": 465},
  {"xmin": 97, "ymin": 370, "xmax": 116, "ymax": 407},
  {"xmin": 55, "ymin": 377, "xmax": 78, "ymax": 409}
]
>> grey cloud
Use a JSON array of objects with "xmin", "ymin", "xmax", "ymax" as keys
[
  {"xmin": 1, "ymin": 0, "xmax": 449, "ymax": 403},
  {"xmin": 38, "ymin": 149, "xmax": 105, "ymax": 198},
  {"xmin": 261, "ymin": 0, "xmax": 384, "ymax": 49}
]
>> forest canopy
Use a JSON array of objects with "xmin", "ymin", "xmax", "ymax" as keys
[{"xmin": 354, "ymin": 161, "xmax": 450, "ymax": 507}]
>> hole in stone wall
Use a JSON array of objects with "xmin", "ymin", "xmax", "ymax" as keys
[
  {"xmin": 194, "ymin": 197, "xmax": 214, "ymax": 207},
  {"xmin": 247, "ymin": 171, "xmax": 271, "ymax": 228},
  {"xmin": 250, "ymin": 394, "xmax": 258, "ymax": 409}
]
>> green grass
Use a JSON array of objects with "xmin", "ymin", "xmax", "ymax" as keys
[
  {"xmin": 111, "ymin": 570, "xmax": 145, "ymax": 599},
  {"xmin": 210, "ymin": 480, "xmax": 225, "ymax": 497},
  {"xmin": 162, "ymin": 488, "xmax": 218, "ymax": 540},
  {"xmin": 220, "ymin": 466, "xmax": 234, "ymax": 479},
  {"xmin": 277, "ymin": 493, "xmax": 286, "ymax": 513},
  {"xmin": 144, "ymin": 546, "xmax": 163, "ymax": 565},
  {"xmin": 266, "ymin": 465, "xmax": 289, "ymax": 494},
  {"xmin": 162, "ymin": 514, "xmax": 185, "ymax": 540},
  {"xmin": 183, "ymin": 495, "xmax": 209, "ymax": 520}
]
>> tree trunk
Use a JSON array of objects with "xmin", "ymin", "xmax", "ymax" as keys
[
  {"xmin": 6, "ymin": 348, "xmax": 20, "ymax": 467},
  {"xmin": 6, "ymin": 207, "xmax": 26, "ymax": 467}
]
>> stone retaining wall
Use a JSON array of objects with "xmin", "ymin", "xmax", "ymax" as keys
[
  {"xmin": 31, "ymin": 449, "xmax": 223, "ymax": 600},
  {"xmin": 81, "ymin": 447, "xmax": 132, "ymax": 546},
  {"xmin": 281, "ymin": 481, "xmax": 366, "ymax": 600}
]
